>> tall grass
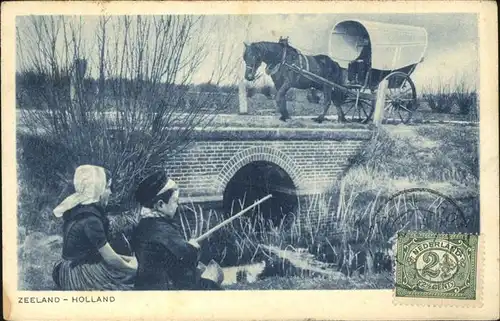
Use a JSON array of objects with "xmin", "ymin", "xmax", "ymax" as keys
[{"xmin": 174, "ymin": 189, "xmax": 397, "ymax": 277}]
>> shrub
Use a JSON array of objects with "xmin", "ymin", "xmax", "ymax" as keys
[
  {"xmin": 196, "ymin": 82, "xmax": 220, "ymax": 93},
  {"xmin": 422, "ymin": 82, "xmax": 454, "ymax": 113},
  {"xmin": 219, "ymin": 84, "xmax": 238, "ymax": 94},
  {"xmin": 453, "ymin": 77, "xmax": 478, "ymax": 118}
]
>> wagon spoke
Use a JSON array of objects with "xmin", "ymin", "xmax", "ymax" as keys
[
  {"xmin": 397, "ymin": 88, "xmax": 413, "ymax": 96},
  {"xmin": 361, "ymin": 105, "xmax": 369, "ymax": 117},
  {"xmin": 397, "ymin": 109, "xmax": 406, "ymax": 120},
  {"xmin": 385, "ymin": 102, "xmax": 394, "ymax": 114},
  {"xmin": 386, "ymin": 92, "xmax": 397, "ymax": 101},
  {"xmin": 398, "ymin": 105, "xmax": 411, "ymax": 113},
  {"xmin": 388, "ymin": 89, "xmax": 412, "ymax": 100},
  {"xmin": 340, "ymin": 97, "xmax": 373, "ymax": 123},
  {"xmin": 387, "ymin": 99, "xmax": 414, "ymax": 106},
  {"xmin": 357, "ymin": 105, "xmax": 363, "ymax": 120},
  {"xmin": 344, "ymin": 102, "xmax": 356, "ymax": 115},
  {"xmin": 381, "ymin": 72, "xmax": 417, "ymax": 124},
  {"xmin": 357, "ymin": 101, "xmax": 371, "ymax": 118}
]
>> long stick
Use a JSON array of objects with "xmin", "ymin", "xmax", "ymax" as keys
[
  {"xmin": 283, "ymin": 62, "xmax": 374, "ymax": 101},
  {"xmin": 195, "ymin": 194, "xmax": 273, "ymax": 243},
  {"xmin": 121, "ymin": 232, "xmax": 134, "ymax": 256}
]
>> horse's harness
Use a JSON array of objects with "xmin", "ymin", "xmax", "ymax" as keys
[
  {"xmin": 245, "ymin": 40, "xmax": 310, "ymax": 78},
  {"xmin": 265, "ymin": 42, "xmax": 310, "ymax": 77},
  {"xmin": 265, "ymin": 46, "xmax": 288, "ymax": 76},
  {"xmin": 245, "ymin": 45, "xmax": 287, "ymax": 78}
]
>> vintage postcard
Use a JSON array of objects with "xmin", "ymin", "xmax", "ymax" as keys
[{"xmin": 2, "ymin": 0, "xmax": 498, "ymax": 320}]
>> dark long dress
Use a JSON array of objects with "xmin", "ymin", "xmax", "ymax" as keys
[
  {"xmin": 131, "ymin": 216, "xmax": 222, "ymax": 291},
  {"xmin": 52, "ymin": 204, "xmax": 134, "ymax": 291}
]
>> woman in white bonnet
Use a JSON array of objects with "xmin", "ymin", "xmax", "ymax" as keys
[{"xmin": 52, "ymin": 165, "xmax": 137, "ymax": 290}]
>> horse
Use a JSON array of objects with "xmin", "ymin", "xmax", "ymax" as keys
[{"xmin": 243, "ymin": 39, "xmax": 347, "ymax": 123}]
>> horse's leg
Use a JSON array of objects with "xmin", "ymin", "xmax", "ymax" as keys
[
  {"xmin": 313, "ymin": 85, "xmax": 332, "ymax": 123},
  {"xmin": 276, "ymin": 80, "xmax": 292, "ymax": 122},
  {"xmin": 333, "ymin": 91, "xmax": 347, "ymax": 123}
]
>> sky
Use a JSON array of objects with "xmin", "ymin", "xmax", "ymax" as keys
[{"xmin": 16, "ymin": 13, "xmax": 478, "ymax": 91}]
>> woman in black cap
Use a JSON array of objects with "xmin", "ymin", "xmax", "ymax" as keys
[{"xmin": 131, "ymin": 171, "xmax": 223, "ymax": 290}]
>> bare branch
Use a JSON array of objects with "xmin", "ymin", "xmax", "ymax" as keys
[{"xmin": 17, "ymin": 15, "xmax": 236, "ymax": 209}]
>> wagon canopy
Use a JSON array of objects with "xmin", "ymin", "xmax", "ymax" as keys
[{"xmin": 329, "ymin": 19, "xmax": 428, "ymax": 71}]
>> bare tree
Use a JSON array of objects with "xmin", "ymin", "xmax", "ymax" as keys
[
  {"xmin": 17, "ymin": 15, "xmax": 237, "ymax": 210},
  {"xmin": 97, "ymin": 16, "xmax": 110, "ymax": 110}
]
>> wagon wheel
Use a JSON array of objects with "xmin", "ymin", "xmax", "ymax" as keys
[
  {"xmin": 382, "ymin": 72, "xmax": 417, "ymax": 124},
  {"xmin": 339, "ymin": 92, "xmax": 375, "ymax": 124}
]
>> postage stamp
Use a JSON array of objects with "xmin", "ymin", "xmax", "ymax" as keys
[{"xmin": 395, "ymin": 232, "xmax": 478, "ymax": 300}]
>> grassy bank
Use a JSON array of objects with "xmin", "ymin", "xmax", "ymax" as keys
[{"xmin": 344, "ymin": 123, "xmax": 478, "ymax": 196}]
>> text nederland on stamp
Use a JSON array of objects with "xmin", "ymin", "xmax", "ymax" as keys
[{"xmin": 395, "ymin": 232, "xmax": 479, "ymax": 300}]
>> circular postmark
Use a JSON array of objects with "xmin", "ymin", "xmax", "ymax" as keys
[{"xmin": 363, "ymin": 187, "xmax": 475, "ymax": 247}]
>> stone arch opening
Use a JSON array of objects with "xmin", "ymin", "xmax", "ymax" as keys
[{"xmin": 222, "ymin": 161, "xmax": 298, "ymax": 232}]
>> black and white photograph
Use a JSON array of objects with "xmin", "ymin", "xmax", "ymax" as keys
[
  {"xmin": 1, "ymin": 3, "xmax": 497, "ymax": 320},
  {"xmin": 3, "ymin": 1, "xmax": 499, "ymax": 319},
  {"xmin": 12, "ymin": 10, "xmax": 483, "ymax": 293}
]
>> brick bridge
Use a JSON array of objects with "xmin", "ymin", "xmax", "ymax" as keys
[
  {"xmin": 168, "ymin": 126, "xmax": 374, "ymax": 222},
  {"xmin": 17, "ymin": 111, "xmax": 374, "ymax": 224}
]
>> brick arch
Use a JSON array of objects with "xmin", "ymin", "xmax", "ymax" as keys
[{"xmin": 215, "ymin": 146, "xmax": 304, "ymax": 196}]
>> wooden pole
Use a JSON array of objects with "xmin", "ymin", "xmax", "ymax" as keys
[
  {"xmin": 195, "ymin": 194, "xmax": 273, "ymax": 243},
  {"xmin": 373, "ymin": 79, "xmax": 388, "ymax": 126},
  {"xmin": 238, "ymin": 51, "xmax": 249, "ymax": 114},
  {"xmin": 70, "ymin": 61, "xmax": 77, "ymax": 102},
  {"xmin": 238, "ymin": 78, "xmax": 248, "ymax": 114}
]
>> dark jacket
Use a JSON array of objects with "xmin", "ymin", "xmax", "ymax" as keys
[
  {"xmin": 131, "ymin": 216, "xmax": 201, "ymax": 290},
  {"xmin": 61, "ymin": 204, "xmax": 110, "ymax": 265}
]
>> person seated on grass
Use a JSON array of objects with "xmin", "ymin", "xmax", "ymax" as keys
[
  {"xmin": 52, "ymin": 165, "xmax": 137, "ymax": 291},
  {"xmin": 131, "ymin": 171, "xmax": 224, "ymax": 291}
]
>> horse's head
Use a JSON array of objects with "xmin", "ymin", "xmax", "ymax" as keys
[{"xmin": 243, "ymin": 42, "xmax": 262, "ymax": 81}]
